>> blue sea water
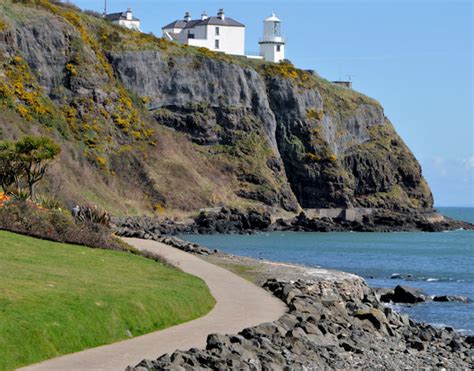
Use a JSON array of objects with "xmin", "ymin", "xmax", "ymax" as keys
[{"xmin": 180, "ymin": 207, "xmax": 474, "ymax": 334}]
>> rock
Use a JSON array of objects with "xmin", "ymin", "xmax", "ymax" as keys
[
  {"xmin": 340, "ymin": 341, "xmax": 363, "ymax": 354},
  {"xmin": 465, "ymin": 336, "xmax": 474, "ymax": 345},
  {"xmin": 353, "ymin": 308, "xmax": 387, "ymax": 330},
  {"xmin": 206, "ymin": 333, "xmax": 229, "ymax": 350},
  {"xmin": 408, "ymin": 340, "xmax": 425, "ymax": 351},
  {"xmin": 391, "ymin": 285, "xmax": 429, "ymax": 304},
  {"xmin": 448, "ymin": 339, "xmax": 462, "ymax": 351},
  {"xmin": 433, "ymin": 295, "xmax": 471, "ymax": 303},
  {"xmin": 128, "ymin": 279, "xmax": 472, "ymax": 370},
  {"xmin": 290, "ymin": 298, "xmax": 324, "ymax": 315},
  {"xmin": 419, "ymin": 328, "xmax": 433, "ymax": 342},
  {"xmin": 375, "ymin": 288, "xmax": 395, "ymax": 303},
  {"xmin": 277, "ymin": 314, "xmax": 299, "ymax": 331},
  {"xmin": 300, "ymin": 322, "xmax": 321, "ymax": 335}
]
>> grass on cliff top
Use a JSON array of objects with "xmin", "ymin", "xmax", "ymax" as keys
[{"xmin": 0, "ymin": 231, "xmax": 215, "ymax": 371}]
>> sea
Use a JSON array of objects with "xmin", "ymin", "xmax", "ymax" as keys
[{"xmin": 180, "ymin": 207, "xmax": 474, "ymax": 335}]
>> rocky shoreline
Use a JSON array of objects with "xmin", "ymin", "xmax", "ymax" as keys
[
  {"xmin": 128, "ymin": 277, "xmax": 472, "ymax": 370},
  {"xmin": 123, "ymin": 238, "xmax": 472, "ymax": 370},
  {"xmin": 113, "ymin": 207, "xmax": 474, "ymax": 237}
]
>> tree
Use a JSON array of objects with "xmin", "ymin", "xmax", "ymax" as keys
[
  {"xmin": 0, "ymin": 141, "xmax": 21, "ymax": 194},
  {"xmin": 14, "ymin": 136, "xmax": 61, "ymax": 200}
]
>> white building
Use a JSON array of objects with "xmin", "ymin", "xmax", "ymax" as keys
[
  {"xmin": 259, "ymin": 13, "xmax": 285, "ymax": 63},
  {"xmin": 162, "ymin": 9, "xmax": 245, "ymax": 56},
  {"xmin": 105, "ymin": 8, "xmax": 141, "ymax": 31}
]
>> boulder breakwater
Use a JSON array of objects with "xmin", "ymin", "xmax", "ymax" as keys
[{"xmin": 128, "ymin": 275, "xmax": 472, "ymax": 369}]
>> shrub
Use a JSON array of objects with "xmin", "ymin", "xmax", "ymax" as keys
[
  {"xmin": 306, "ymin": 153, "xmax": 321, "ymax": 162},
  {"xmin": 0, "ymin": 200, "xmax": 127, "ymax": 251},
  {"xmin": 329, "ymin": 154, "xmax": 338, "ymax": 163},
  {"xmin": 37, "ymin": 195, "xmax": 63, "ymax": 210},
  {"xmin": 0, "ymin": 18, "xmax": 8, "ymax": 32},
  {"xmin": 72, "ymin": 205, "xmax": 111, "ymax": 227},
  {"xmin": 65, "ymin": 63, "xmax": 78, "ymax": 77},
  {"xmin": 83, "ymin": 9, "xmax": 102, "ymax": 19},
  {"xmin": 0, "ymin": 136, "xmax": 61, "ymax": 200},
  {"xmin": 261, "ymin": 61, "xmax": 316, "ymax": 89},
  {"xmin": 306, "ymin": 107, "xmax": 324, "ymax": 121},
  {"xmin": 139, "ymin": 249, "xmax": 171, "ymax": 267},
  {"xmin": 11, "ymin": 189, "xmax": 31, "ymax": 201}
]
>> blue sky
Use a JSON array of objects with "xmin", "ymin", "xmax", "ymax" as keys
[{"xmin": 75, "ymin": 0, "xmax": 473, "ymax": 206}]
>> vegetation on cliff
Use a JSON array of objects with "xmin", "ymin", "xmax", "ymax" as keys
[{"xmin": 0, "ymin": 0, "xmax": 433, "ymax": 216}]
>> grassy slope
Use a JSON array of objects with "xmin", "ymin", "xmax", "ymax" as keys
[{"xmin": 0, "ymin": 231, "xmax": 215, "ymax": 370}]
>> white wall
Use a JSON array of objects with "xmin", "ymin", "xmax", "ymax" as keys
[
  {"xmin": 116, "ymin": 19, "xmax": 141, "ymax": 31},
  {"xmin": 213, "ymin": 25, "xmax": 245, "ymax": 55},
  {"xmin": 260, "ymin": 43, "xmax": 285, "ymax": 63},
  {"xmin": 162, "ymin": 27, "xmax": 184, "ymax": 35},
  {"xmin": 183, "ymin": 25, "xmax": 245, "ymax": 56}
]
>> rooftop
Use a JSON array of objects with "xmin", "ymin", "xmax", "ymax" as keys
[
  {"xmin": 162, "ymin": 12, "xmax": 244, "ymax": 30},
  {"xmin": 105, "ymin": 10, "xmax": 140, "ymax": 22}
]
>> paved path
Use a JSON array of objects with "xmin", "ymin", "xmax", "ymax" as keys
[{"xmin": 21, "ymin": 238, "xmax": 287, "ymax": 371}]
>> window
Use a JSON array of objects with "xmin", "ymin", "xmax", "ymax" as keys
[
  {"xmin": 215, "ymin": 27, "xmax": 220, "ymax": 36},
  {"xmin": 277, "ymin": 45, "xmax": 281, "ymax": 52},
  {"xmin": 274, "ymin": 22, "xmax": 281, "ymax": 36},
  {"xmin": 215, "ymin": 39, "xmax": 220, "ymax": 49}
]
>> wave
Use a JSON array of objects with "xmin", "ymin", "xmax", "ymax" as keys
[
  {"xmin": 431, "ymin": 323, "xmax": 474, "ymax": 336},
  {"xmin": 442, "ymin": 228, "xmax": 466, "ymax": 233},
  {"xmin": 388, "ymin": 273, "xmax": 459, "ymax": 283}
]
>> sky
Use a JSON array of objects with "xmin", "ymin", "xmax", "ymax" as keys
[{"xmin": 74, "ymin": 0, "xmax": 473, "ymax": 207}]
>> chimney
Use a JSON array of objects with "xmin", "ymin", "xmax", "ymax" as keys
[
  {"xmin": 184, "ymin": 12, "xmax": 191, "ymax": 22},
  {"xmin": 201, "ymin": 11, "xmax": 208, "ymax": 20},
  {"xmin": 217, "ymin": 8, "xmax": 225, "ymax": 20},
  {"xmin": 126, "ymin": 8, "xmax": 132, "ymax": 20}
]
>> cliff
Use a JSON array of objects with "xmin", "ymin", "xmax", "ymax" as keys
[{"xmin": 0, "ymin": 1, "xmax": 433, "ymax": 216}]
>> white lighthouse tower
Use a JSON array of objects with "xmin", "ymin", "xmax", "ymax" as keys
[{"xmin": 259, "ymin": 13, "xmax": 285, "ymax": 63}]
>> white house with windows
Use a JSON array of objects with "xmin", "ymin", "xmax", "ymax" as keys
[
  {"xmin": 162, "ymin": 9, "xmax": 245, "ymax": 56},
  {"xmin": 259, "ymin": 13, "xmax": 285, "ymax": 63},
  {"xmin": 105, "ymin": 8, "xmax": 141, "ymax": 31}
]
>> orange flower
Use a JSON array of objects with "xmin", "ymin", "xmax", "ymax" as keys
[{"xmin": 0, "ymin": 192, "xmax": 11, "ymax": 208}]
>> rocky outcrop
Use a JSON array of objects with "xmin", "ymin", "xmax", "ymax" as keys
[
  {"xmin": 379, "ymin": 285, "xmax": 430, "ymax": 304},
  {"xmin": 433, "ymin": 295, "xmax": 472, "ymax": 303},
  {"xmin": 113, "ymin": 207, "xmax": 272, "ymax": 236},
  {"xmin": 376, "ymin": 286, "xmax": 472, "ymax": 305},
  {"xmin": 129, "ymin": 279, "xmax": 472, "ymax": 370},
  {"xmin": 112, "ymin": 206, "xmax": 474, "ymax": 236},
  {"xmin": 194, "ymin": 207, "xmax": 272, "ymax": 234},
  {"xmin": 272, "ymin": 209, "xmax": 474, "ymax": 232}
]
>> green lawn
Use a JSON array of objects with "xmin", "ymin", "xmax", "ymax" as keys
[{"xmin": 0, "ymin": 231, "xmax": 216, "ymax": 370}]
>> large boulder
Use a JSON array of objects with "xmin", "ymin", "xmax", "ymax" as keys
[
  {"xmin": 390, "ymin": 285, "xmax": 429, "ymax": 304},
  {"xmin": 433, "ymin": 295, "xmax": 471, "ymax": 303},
  {"xmin": 353, "ymin": 308, "xmax": 388, "ymax": 330}
]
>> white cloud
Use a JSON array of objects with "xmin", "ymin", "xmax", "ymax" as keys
[
  {"xmin": 427, "ymin": 155, "xmax": 474, "ymax": 179},
  {"xmin": 462, "ymin": 156, "xmax": 474, "ymax": 170},
  {"xmin": 431, "ymin": 156, "xmax": 448, "ymax": 177}
]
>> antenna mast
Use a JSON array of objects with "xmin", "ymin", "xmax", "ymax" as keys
[{"xmin": 103, "ymin": 0, "xmax": 107, "ymax": 16}]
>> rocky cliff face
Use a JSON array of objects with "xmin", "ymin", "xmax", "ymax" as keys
[{"xmin": 0, "ymin": 1, "xmax": 433, "ymax": 215}]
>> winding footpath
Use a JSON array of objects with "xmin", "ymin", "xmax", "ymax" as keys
[{"xmin": 21, "ymin": 238, "xmax": 287, "ymax": 371}]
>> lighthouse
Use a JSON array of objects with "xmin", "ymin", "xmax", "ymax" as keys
[{"xmin": 259, "ymin": 13, "xmax": 285, "ymax": 63}]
